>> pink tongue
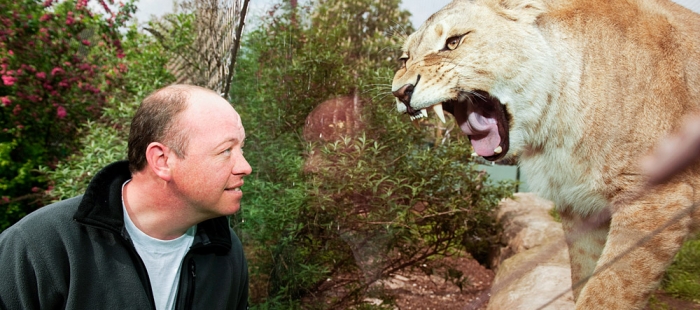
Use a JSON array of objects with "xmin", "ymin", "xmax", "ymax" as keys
[{"xmin": 461, "ymin": 112, "xmax": 501, "ymax": 157}]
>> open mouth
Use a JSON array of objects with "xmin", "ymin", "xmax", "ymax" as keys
[
  {"xmin": 409, "ymin": 91, "xmax": 510, "ymax": 162},
  {"xmin": 225, "ymin": 183, "xmax": 243, "ymax": 192}
]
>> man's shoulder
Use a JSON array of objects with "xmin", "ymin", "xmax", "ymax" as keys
[
  {"xmin": 227, "ymin": 227, "xmax": 247, "ymax": 270},
  {"xmin": 1, "ymin": 196, "xmax": 83, "ymax": 240},
  {"xmin": 228, "ymin": 228, "xmax": 243, "ymax": 249}
]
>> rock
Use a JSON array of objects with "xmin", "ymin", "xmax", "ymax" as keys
[
  {"xmin": 302, "ymin": 95, "xmax": 364, "ymax": 143},
  {"xmin": 302, "ymin": 94, "xmax": 365, "ymax": 173},
  {"xmin": 487, "ymin": 193, "xmax": 575, "ymax": 310}
]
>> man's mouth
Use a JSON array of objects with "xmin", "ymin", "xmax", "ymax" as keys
[
  {"xmin": 405, "ymin": 91, "xmax": 510, "ymax": 162},
  {"xmin": 225, "ymin": 183, "xmax": 244, "ymax": 191}
]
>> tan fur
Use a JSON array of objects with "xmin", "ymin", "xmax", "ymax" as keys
[{"xmin": 391, "ymin": 0, "xmax": 700, "ymax": 308}]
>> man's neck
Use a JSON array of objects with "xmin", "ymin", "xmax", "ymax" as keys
[{"xmin": 122, "ymin": 176, "xmax": 198, "ymax": 240}]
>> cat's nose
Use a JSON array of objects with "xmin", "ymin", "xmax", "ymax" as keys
[{"xmin": 392, "ymin": 83, "xmax": 414, "ymax": 105}]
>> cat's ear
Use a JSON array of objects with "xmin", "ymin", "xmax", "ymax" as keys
[{"xmin": 494, "ymin": 0, "xmax": 545, "ymax": 24}]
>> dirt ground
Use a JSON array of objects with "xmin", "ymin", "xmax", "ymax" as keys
[
  {"xmin": 374, "ymin": 255, "xmax": 700, "ymax": 310},
  {"xmin": 372, "ymin": 255, "xmax": 494, "ymax": 310}
]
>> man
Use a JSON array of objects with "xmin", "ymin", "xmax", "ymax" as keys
[{"xmin": 0, "ymin": 84, "xmax": 252, "ymax": 309}]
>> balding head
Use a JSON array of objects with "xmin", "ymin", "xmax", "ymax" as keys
[{"xmin": 127, "ymin": 85, "xmax": 223, "ymax": 173}]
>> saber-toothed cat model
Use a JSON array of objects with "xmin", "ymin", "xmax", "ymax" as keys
[{"xmin": 391, "ymin": 0, "xmax": 700, "ymax": 308}]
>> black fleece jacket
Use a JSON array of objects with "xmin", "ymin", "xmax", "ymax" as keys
[{"xmin": 0, "ymin": 161, "xmax": 248, "ymax": 310}]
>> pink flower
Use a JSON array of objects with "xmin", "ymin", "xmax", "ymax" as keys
[
  {"xmin": 1, "ymin": 96, "xmax": 10, "ymax": 106},
  {"xmin": 56, "ymin": 106, "xmax": 67, "ymax": 119},
  {"xmin": 81, "ymin": 39, "xmax": 90, "ymax": 46},
  {"xmin": 43, "ymin": 0, "xmax": 54, "ymax": 7},
  {"xmin": 7, "ymin": 50, "xmax": 13, "ymax": 56},
  {"xmin": 51, "ymin": 67, "xmax": 64, "ymax": 76},
  {"xmin": 27, "ymin": 95, "xmax": 40, "ymax": 102},
  {"xmin": 99, "ymin": 0, "xmax": 111, "ymax": 12},
  {"xmin": 36, "ymin": 72, "xmax": 46, "ymax": 79},
  {"xmin": 66, "ymin": 16, "xmax": 74, "ymax": 26},
  {"xmin": 76, "ymin": 0, "xmax": 88, "ymax": 10},
  {"xmin": 1, "ymin": 75, "xmax": 16, "ymax": 86},
  {"xmin": 39, "ymin": 14, "xmax": 52, "ymax": 22}
]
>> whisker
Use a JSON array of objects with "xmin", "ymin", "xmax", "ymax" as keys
[{"xmin": 470, "ymin": 91, "xmax": 487, "ymax": 101}]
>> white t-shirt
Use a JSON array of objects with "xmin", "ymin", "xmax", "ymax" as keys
[{"xmin": 122, "ymin": 180, "xmax": 196, "ymax": 310}]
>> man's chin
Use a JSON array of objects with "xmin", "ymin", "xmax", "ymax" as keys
[{"xmin": 218, "ymin": 200, "xmax": 241, "ymax": 216}]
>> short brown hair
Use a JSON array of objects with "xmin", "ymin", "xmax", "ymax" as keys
[{"xmin": 127, "ymin": 85, "xmax": 212, "ymax": 173}]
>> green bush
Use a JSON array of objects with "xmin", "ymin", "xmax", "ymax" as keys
[
  {"xmin": 0, "ymin": 0, "xmax": 136, "ymax": 230},
  {"xmin": 231, "ymin": 0, "xmax": 514, "ymax": 307},
  {"xmin": 43, "ymin": 22, "xmax": 175, "ymax": 201}
]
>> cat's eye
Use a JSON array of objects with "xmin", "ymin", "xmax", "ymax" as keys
[
  {"xmin": 445, "ymin": 35, "xmax": 463, "ymax": 50},
  {"xmin": 398, "ymin": 52, "xmax": 409, "ymax": 68}
]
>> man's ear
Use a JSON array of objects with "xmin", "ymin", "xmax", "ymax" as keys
[{"xmin": 145, "ymin": 142, "xmax": 173, "ymax": 181}]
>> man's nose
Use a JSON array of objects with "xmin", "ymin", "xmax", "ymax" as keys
[{"xmin": 234, "ymin": 154, "xmax": 252, "ymax": 176}]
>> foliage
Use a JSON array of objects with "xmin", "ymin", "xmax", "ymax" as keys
[
  {"xmin": 143, "ymin": 0, "xmax": 249, "ymax": 96},
  {"xmin": 43, "ymin": 22, "xmax": 175, "ymax": 201},
  {"xmin": 232, "ymin": 0, "xmax": 514, "ymax": 307},
  {"xmin": 0, "ymin": 0, "xmax": 136, "ymax": 230},
  {"xmin": 661, "ymin": 233, "xmax": 700, "ymax": 303},
  {"xmin": 296, "ymin": 133, "xmax": 512, "ymax": 307}
]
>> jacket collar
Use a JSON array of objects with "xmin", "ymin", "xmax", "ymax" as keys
[{"xmin": 73, "ymin": 161, "xmax": 232, "ymax": 254}]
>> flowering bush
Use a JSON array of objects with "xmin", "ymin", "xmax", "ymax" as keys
[{"xmin": 0, "ymin": 0, "xmax": 135, "ymax": 230}]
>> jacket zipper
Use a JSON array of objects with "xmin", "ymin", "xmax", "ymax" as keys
[{"xmin": 184, "ymin": 259, "xmax": 196, "ymax": 310}]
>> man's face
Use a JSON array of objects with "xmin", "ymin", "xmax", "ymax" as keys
[{"xmin": 168, "ymin": 91, "xmax": 252, "ymax": 218}]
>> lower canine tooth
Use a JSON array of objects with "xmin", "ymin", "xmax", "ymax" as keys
[
  {"xmin": 494, "ymin": 146, "xmax": 503, "ymax": 154},
  {"xmin": 412, "ymin": 119, "xmax": 421, "ymax": 130},
  {"xmin": 471, "ymin": 152, "xmax": 478, "ymax": 157},
  {"xmin": 421, "ymin": 109, "xmax": 428, "ymax": 118}
]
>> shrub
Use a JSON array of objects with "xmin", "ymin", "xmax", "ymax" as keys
[
  {"xmin": 231, "ymin": 0, "xmax": 514, "ymax": 307},
  {"xmin": 0, "ymin": 0, "xmax": 136, "ymax": 230},
  {"xmin": 43, "ymin": 21, "xmax": 175, "ymax": 201}
]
